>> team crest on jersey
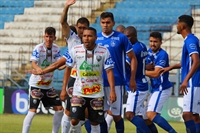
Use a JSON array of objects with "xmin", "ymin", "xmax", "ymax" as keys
[
  {"xmin": 72, "ymin": 107, "xmax": 77, "ymax": 113},
  {"xmin": 96, "ymin": 55, "xmax": 102, "ymax": 62},
  {"xmin": 105, "ymin": 56, "xmax": 114, "ymax": 65},
  {"xmin": 110, "ymin": 40, "xmax": 116, "ymax": 47}
]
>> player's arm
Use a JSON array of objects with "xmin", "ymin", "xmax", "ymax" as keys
[
  {"xmin": 145, "ymin": 67, "xmax": 162, "ymax": 78},
  {"xmin": 60, "ymin": 0, "xmax": 76, "ymax": 38},
  {"xmin": 106, "ymin": 68, "xmax": 116, "ymax": 103},
  {"xmin": 58, "ymin": 65, "xmax": 66, "ymax": 70},
  {"xmin": 31, "ymin": 61, "xmax": 43, "ymax": 73},
  {"xmin": 160, "ymin": 63, "xmax": 181, "ymax": 74},
  {"xmin": 60, "ymin": 66, "xmax": 72, "ymax": 101},
  {"xmin": 127, "ymin": 50, "xmax": 137, "ymax": 92}
]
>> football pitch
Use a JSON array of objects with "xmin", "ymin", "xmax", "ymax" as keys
[{"xmin": 0, "ymin": 114, "xmax": 185, "ymax": 133}]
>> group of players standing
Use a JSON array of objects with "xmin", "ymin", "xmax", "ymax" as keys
[{"xmin": 22, "ymin": 0, "xmax": 200, "ymax": 133}]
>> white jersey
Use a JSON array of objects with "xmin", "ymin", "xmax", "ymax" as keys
[
  {"xmin": 66, "ymin": 30, "xmax": 82, "ymax": 78},
  {"xmin": 64, "ymin": 44, "xmax": 114, "ymax": 98},
  {"xmin": 29, "ymin": 43, "xmax": 61, "ymax": 89}
]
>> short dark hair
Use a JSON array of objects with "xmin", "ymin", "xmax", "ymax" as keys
[
  {"xmin": 76, "ymin": 17, "xmax": 90, "ymax": 26},
  {"xmin": 150, "ymin": 31, "xmax": 162, "ymax": 41},
  {"xmin": 178, "ymin": 15, "xmax": 194, "ymax": 28},
  {"xmin": 84, "ymin": 27, "xmax": 97, "ymax": 35},
  {"xmin": 45, "ymin": 27, "xmax": 56, "ymax": 35},
  {"xmin": 69, "ymin": 25, "xmax": 77, "ymax": 34},
  {"xmin": 100, "ymin": 12, "xmax": 114, "ymax": 21}
]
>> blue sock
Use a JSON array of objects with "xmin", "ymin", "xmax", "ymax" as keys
[
  {"xmin": 185, "ymin": 120, "xmax": 196, "ymax": 133},
  {"xmin": 148, "ymin": 122, "xmax": 158, "ymax": 133},
  {"xmin": 115, "ymin": 118, "xmax": 124, "ymax": 133},
  {"xmin": 130, "ymin": 116, "xmax": 151, "ymax": 133},
  {"xmin": 100, "ymin": 119, "xmax": 108, "ymax": 133},
  {"xmin": 195, "ymin": 122, "xmax": 200, "ymax": 133},
  {"xmin": 84, "ymin": 120, "xmax": 91, "ymax": 133},
  {"xmin": 152, "ymin": 114, "xmax": 176, "ymax": 133}
]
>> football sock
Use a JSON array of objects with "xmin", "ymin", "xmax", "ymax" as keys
[
  {"xmin": 152, "ymin": 114, "xmax": 176, "ymax": 133},
  {"xmin": 100, "ymin": 119, "xmax": 108, "ymax": 133},
  {"xmin": 52, "ymin": 110, "xmax": 63, "ymax": 133},
  {"xmin": 91, "ymin": 124, "xmax": 100, "ymax": 133},
  {"xmin": 130, "ymin": 116, "xmax": 151, "ymax": 133},
  {"xmin": 69, "ymin": 122, "xmax": 81, "ymax": 133},
  {"xmin": 115, "ymin": 118, "xmax": 124, "ymax": 133},
  {"xmin": 84, "ymin": 119, "xmax": 91, "ymax": 133},
  {"xmin": 195, "ymin": 122, "xmax": 200, "ymax": 133},
  {"xmin": 61, "ymin": 113, "xmax": 71, "ymax": 133},
  {"xmin": 184, "ymin": 120, "xmax": 196, "ymax": 133},
  {"xmin": 105, "ymin": 114, "xmax": 113, "ymax": 131},
  {"xmin": 22, "ymin": 111, "xmax": 36, "ymax": 133},
  {"xmin": 148, "ymin": 122, "xmax": 158, "ymax": 133}
]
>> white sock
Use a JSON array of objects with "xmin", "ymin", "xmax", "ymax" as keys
[
  {"xmin": 79, "ymin": 120, "xmax": 86, "ymax": 126},
  {"xmin": 61, "ymin": 113, "xmax": 71, "ymax": 133},
  {"xmin": 91, "ymin": 124, "xmax": 100, "ymax": 133},
  {"xmin": 52, "ymin": 110, "xmax": 63, "ymax": 133},
  {"xmin": 69, "ymin": 122, "xmax": 82, "ymax": 133},
  {"xmin": 22, "ymin": 111, "xmax": 36, "ymax": 133},
  {"xmin": 105, "ymin": 114, "xmax": 113, "ymax": 131}
]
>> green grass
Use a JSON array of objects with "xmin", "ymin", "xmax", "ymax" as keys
[{"xmin": 0, "ymin": 114, "xmax": 186, "ymax": 133}]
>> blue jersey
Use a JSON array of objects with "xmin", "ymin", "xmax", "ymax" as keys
[
  {"xmin": 181, "ymin": 34, "xmax": 200, "ymax": 87},
  {"xmin": 147, "ymin": 48, "xmax": 172, "ymax": 92},
  {"xmin": 96, "ymin": 31, "xmax": 133, "ymax": 86},
  {"xmin": 126, "ymin": 41, "xmax": 148, "ymax": 91}
]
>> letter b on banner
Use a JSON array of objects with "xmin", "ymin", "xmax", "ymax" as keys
[{"xmin": 11, "ymin": 90, "xmax": 28, "ymax": 114}]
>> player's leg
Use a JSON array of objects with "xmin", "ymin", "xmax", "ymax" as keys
[
  {"xmin": 182, "ymin": 87, "xmax": 200, "ymax": 133},
  {"xmin": 22, "ymin": 86, "xmax": 42, "ymax": 133},
  {"xmin": 193, "ymin": 114, "xmax": 200, "ymax": 133},
  {"xmin": 88, "ymin": 97, "xmax": 104, "ymax": 133},
  {"xmin": 126, "ymin": 90, "xmax": 151, "ymax": 133},
  {"xmin": 146, "ymin": 88, "xmax": 176, "ymax": 133},
  {"xmin": 109, "ymin": 86, "xmax": 124, "ymax": 133},
  {"xmin": 105, "ymin": 110, "xmax": 113, "ymax": 132},
  {"xmin": 69, "ymin": 96, "xmax": 86, "ymax": 133},
  {"xmin": 45, "ymin": 88, "xmax": 63, "ymax": 133}
]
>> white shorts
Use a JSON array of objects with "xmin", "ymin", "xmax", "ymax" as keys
[
  {"xmin": 126, "ymin": 90, "xmax": 149, "ymax": 115},
  {"xmin": 104, "ymin": 85, "xmax": 124, "ymax": 116},
  {"xmin": 183, "ymin": 87, "xmax": 200, "ymax": 114},
  {"xmin": 147, "ymin": 87, "xmax": 172, "ymax": 113}
]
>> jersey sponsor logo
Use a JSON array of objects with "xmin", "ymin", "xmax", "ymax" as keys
[
  {"xmin": 96, "ymin": 55, "xmax": 102, "ymax": 62},
  {"xmin": 97, "ymin": 37, "xmax": 104, "ymax": 40},
  {"xmin": 71, "ymin": 96, "xmax": 85, "ymax": 107},
  {"xmin": 159, "ymin": 60, "xmax": 166, "ymax": 66},
  {"xmin": 189, "ymin": 43, "xmax": 197, "ymax": 50},
  {"xmin": 40, "ymin": 50, "xmax": 46, "ymax": 53},
  {"xmin": 87, "ymin": 53, "xmax": 93, "ymax": 58},
  {"xmin": 81, "ymin": 78, "xmax": 99, "ymax": 83},
  {"xmin": 80, "ymin": 61, "xmax": 100, "ymax": 70},
  {"xmin": 36, "ymin": 80, "xmax": 52, "ymax": 86},
  {"xmin": 95, "ymin": 51, "xmax": 104, "ymax": 54},
  {"xmin": 31, "ymin": 89, "xmax": 44, "ymax": 99},
  {"xmin": 80, "ymin": 71, "xmax": 100, "ymax": 77},
  {"xmin": 111, "ymin": 37, "xmax": 119, "ymax": 40},
  {"xmin": 141, "ymin": 51, "xmax": 148, "ymax": 57},
  {"xmin": 82, "ymin": 84, "xmax": 101, "ymax": 95},
  {"xmin": 41, "ymin": 59, "xmax": 51, "ymax": 67},
  {"xmin": 105, "ymin": 56, "xmax": 114, "ymax": 65},
  {"xmin": 70, "ymin": 68, "xmax": 77, "ymax": 77},
  {"xmin": 76, "ymin": 51, "xmax": 85, "ymax": 53},
  {"xmin": 90, "ymin": 97, "xmax": 103, "ymax": 110},
  {"xmin": 46, "ymin": 88, "xmax": 58, "ymax": 98},
  {"xmin": 98, "ymin": 46, "xmax": 107, "ymax": 50},
  {"xmin": 74, "ymin": 45, "xmax": 82, "ymax": 49},
  {"xmin": 67, "ymin": 87, "xmax": 73, "ymax": 97},
  {"xmin": 32, "ymin": 49, "xmax": 39, "ymax": 58}
]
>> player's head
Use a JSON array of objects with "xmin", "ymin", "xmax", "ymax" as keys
[
  {"xmin": 149, "ymin": 32, "xmax": 162, "ymax": 53},
  {"xmin": 100, "ymin": 12, "xmax": 115, "ymax": 35},
  {"xmin": 124, "ymin": 26, "xmax": 137, "ymax": 44},
  {"xmin": 76, "ymin": 17, "xmax": 90, "ymax": 38},
  {"xmin": 82, "ymin": 27, "xmax": 97, "ymax": 50},
  {"xmin": 116, "ymin": 25, "xmax": 125, "ymax": 33},
  {"xmin": 44, "ymin": 27, "xmax": 56, "ymax": 49},
  {"xmin": 177, "ymin": 15, "xmax": 193, "ymax": 34}
]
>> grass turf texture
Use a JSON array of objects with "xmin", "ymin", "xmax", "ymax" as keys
[{"xmin": 0, "ymin": 114, "xmax": 185, "ymax": 133}]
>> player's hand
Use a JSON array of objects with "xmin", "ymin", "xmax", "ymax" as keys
[
  {"xmin": 129, "ymin": 80, "xmax": 137, "ymax": 92},
  {"xmin": 110, "ymin": 89, "xmax": 116, "ymax": 103},
  {"xmin": 160, "ymin": 67, "xmax": 171, "ymax": 75},
  {"xmin": 66, "ymin": 0, "xmax": 76, "ymax": 6},
  {"xmin": 26, "ymin": 69, "xmax": 43, "ymax": 75},
  {"xmin": 60, "ymin": 89, "xmax": 68, "ymax": 102},
  {"xmin": 179, "ymin": 80, "xmax": 188, "ymax": 95},
  {"xmin": 145, "ymin": 63, "xmax": 155, "ymax": 71}
]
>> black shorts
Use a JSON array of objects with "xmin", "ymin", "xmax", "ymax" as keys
[
  {"xmin": 70, "ymin": 96, "xmax": 104, "ymax": 123},
  {"xmin": 65, "ymin": 76, "xmax": 76, "ymax": 110},
  {"xmin": 29, "ymin": 86, "xmax": 62, "ymax": 109}
]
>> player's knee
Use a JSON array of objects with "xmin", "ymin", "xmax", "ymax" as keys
[
  {"xmin": 71, "ymin": 119, "xmax": 79, "ymax": 126},
  {"xmin": 182, "ymin": 112, "xmax": 193, "ymax": 121},
  {"xmin": 125, "ymin": 112, "xmax": 134, "ymax": 121},
  {"xmin": 146, "ymin": 111, "xmax": 156, "ymax": 121}
]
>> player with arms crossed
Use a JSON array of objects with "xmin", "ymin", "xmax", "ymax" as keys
[
  {"xmin": 145, "ymin": 32, "xmax": 177, "ymax": 133},
  {"xmin": 96, "ymin": 12, "xmax": 137, "ymax": 133},
  {"xmin": 161, "ymin": 15, "xmax": 200, "ymax": 133},
  {"xmin": 22, "ymin": 27, "xmax": 63, "ymax": 133}
]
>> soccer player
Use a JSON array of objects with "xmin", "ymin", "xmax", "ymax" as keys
[
  {"xmin": 145, "ymin": 31, "xmax": 177, "ymax": 133},
  {"xmin": 22, "ymin": 27, "xmax": 64, "ymax": 133},
  {"xmin": 96, "ymin": 12, "xmax": 137, "ymax": 133},
  {"xmin": 115, "ymin": 25, "xmax": 125, "ymax": 34},
  {"xmin": 161, "ymin": 15, "xmax": 200, "ymax": 133},
  {"xmin": 60, "ymin": 0, "xmax": 90, "ymax": 132},
  {"xmin": 124, "ymin": 26, "xmax": 157, "ymax": 133}
]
